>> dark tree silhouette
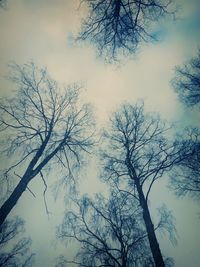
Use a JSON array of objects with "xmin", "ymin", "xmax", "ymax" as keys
[
  {"xmin": 0, "ymin": 62, "xmax": 94, "ymax": 227},
  {"xmin": 0, "ymin": 217, "xmax": 35, "ymax": 267},
  {"xmin": 172, "ymin": 49, "xmax": 200, "ymax": 107},
  {"xmin": 171, "ymin": 50, "xmax": 200, "ymax": 201},
  {"xmin": 57, "ymin": 190, "xmax": 175, "ymax": 267},
  {"xmin": 57, "ymin": 192, "xmax": 154, "ymax": 267},
  {"xmin": 79, "ymin": 0, "xmax": 175, "ymax": 61},
  {"xmin": 101, "ymin": 101, "xmax": 182, "ymax": 267},
  {"xmin": 170, "ymin": 128, "xmax": 200, "ymax": 200}
]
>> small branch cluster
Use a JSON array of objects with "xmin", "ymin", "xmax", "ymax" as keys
[
  {"xmin": 172, "ymin": 49, "xmax": 200, "ymax": 107},
  {"xmin": 0, "ymin": 217, "xmax": 35, "ymax": 267},
  {"xmin": 170, "ymin": 128, "xmax": 200, "ymax": 200}
]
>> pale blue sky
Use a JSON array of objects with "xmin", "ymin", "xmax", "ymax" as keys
[{"xmin": 0, "ymin": 0, "xmax": 200, "ymax": 266}]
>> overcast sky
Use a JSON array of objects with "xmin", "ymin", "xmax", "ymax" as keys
[{"xmin": 0, "ymin": 0, "xmax": 200, "ymax": 266}]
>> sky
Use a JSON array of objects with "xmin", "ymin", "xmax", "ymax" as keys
[{"xmin": 0, "ymin": 0, "xmax": 200, "ymax": 266}]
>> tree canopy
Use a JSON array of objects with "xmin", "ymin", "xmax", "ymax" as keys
[
  {"xmin": 57, "ymin": 192, "xmax": 154, "ymax": 267},
  {"xmin": 79, "ymin": 0, "xmax": 175, "ymax": 61},
  {"xmin": 0, "ymin": 217, "xmax": 35, "ymax": 267},
  {"xmin": 170, "ymin": 128, "xmax": 200, "ymax": 200},
  {"xmin": 172, "ymin": 49, "xmax": 200, "ymax": 107}
]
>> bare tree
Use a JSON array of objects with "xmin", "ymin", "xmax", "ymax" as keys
[
  {"xmin": 0, "ymin": 62, "xmax": 94, "ymax": 227},
  {"xmin": 101, "ymin": 101, "xmax": 182, "ymax": 267},
  {"xmin": 57, "ymin": 189, "xmax": 175, "ymax": 267},
  {"xmin": 78, "ymin": 0, "xmax": 175, "ymax": 61},
  {"xmin": 172, "ymin": 49, "xmax": 200, "ymax": 107},
  {"xmin": 0, "ymin": 217, "xmax": 35, "ymax": 267},
  {"xmin": 170, "ymin": 128, "xmax": 200, "ymax": 200},
  {"xmin": 57, "ymin": 192, "xmax": 155, "ymax": 267},
  {"xmin": 171, "ymin": 50, "xmax": 200, "ymax": 200}
]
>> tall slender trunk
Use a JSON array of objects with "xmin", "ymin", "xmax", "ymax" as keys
[
  {"xmin": 0, "ymin": 171, "xmax": 33, "ymax": 227},
  {"xmin": 0, "ymin": 129, "xmax": 64, "ymax": 227},
  {"xmin": 137, "ymin": 184, "xmax": 165, "ymax": 267},
  {"xmin": 127, "ymin": 158, "xmax": 165, "ymax": 267},
  {"xmin": 0, "ymin": 137, "xmax": 48, "ymax": 227},
  {"xmin": 121, "ymin": 249, "xmax": 126, "ymax": 267}
]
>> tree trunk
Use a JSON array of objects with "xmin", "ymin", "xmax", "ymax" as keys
[
  {"xmin": 0, "ymin": 140, "xmax": 47, "ymax": 227},
  {"xmin": 0, "ymin": 134, "xmax": 62, "ymax": 227},
  {"xmin": 0, "ymin": 172, "xmax": 33, "ymax": 227},
  {"xmin": 121, "ymin": 260, "xmax": 126, "ymax": 267},
  {"xmin": 121, "ymin": 253, "xmax": 126, "ymax": 267},
  {"xmin": 137, "ymin": 184, "xmax": 165, "ymax": 267}
]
